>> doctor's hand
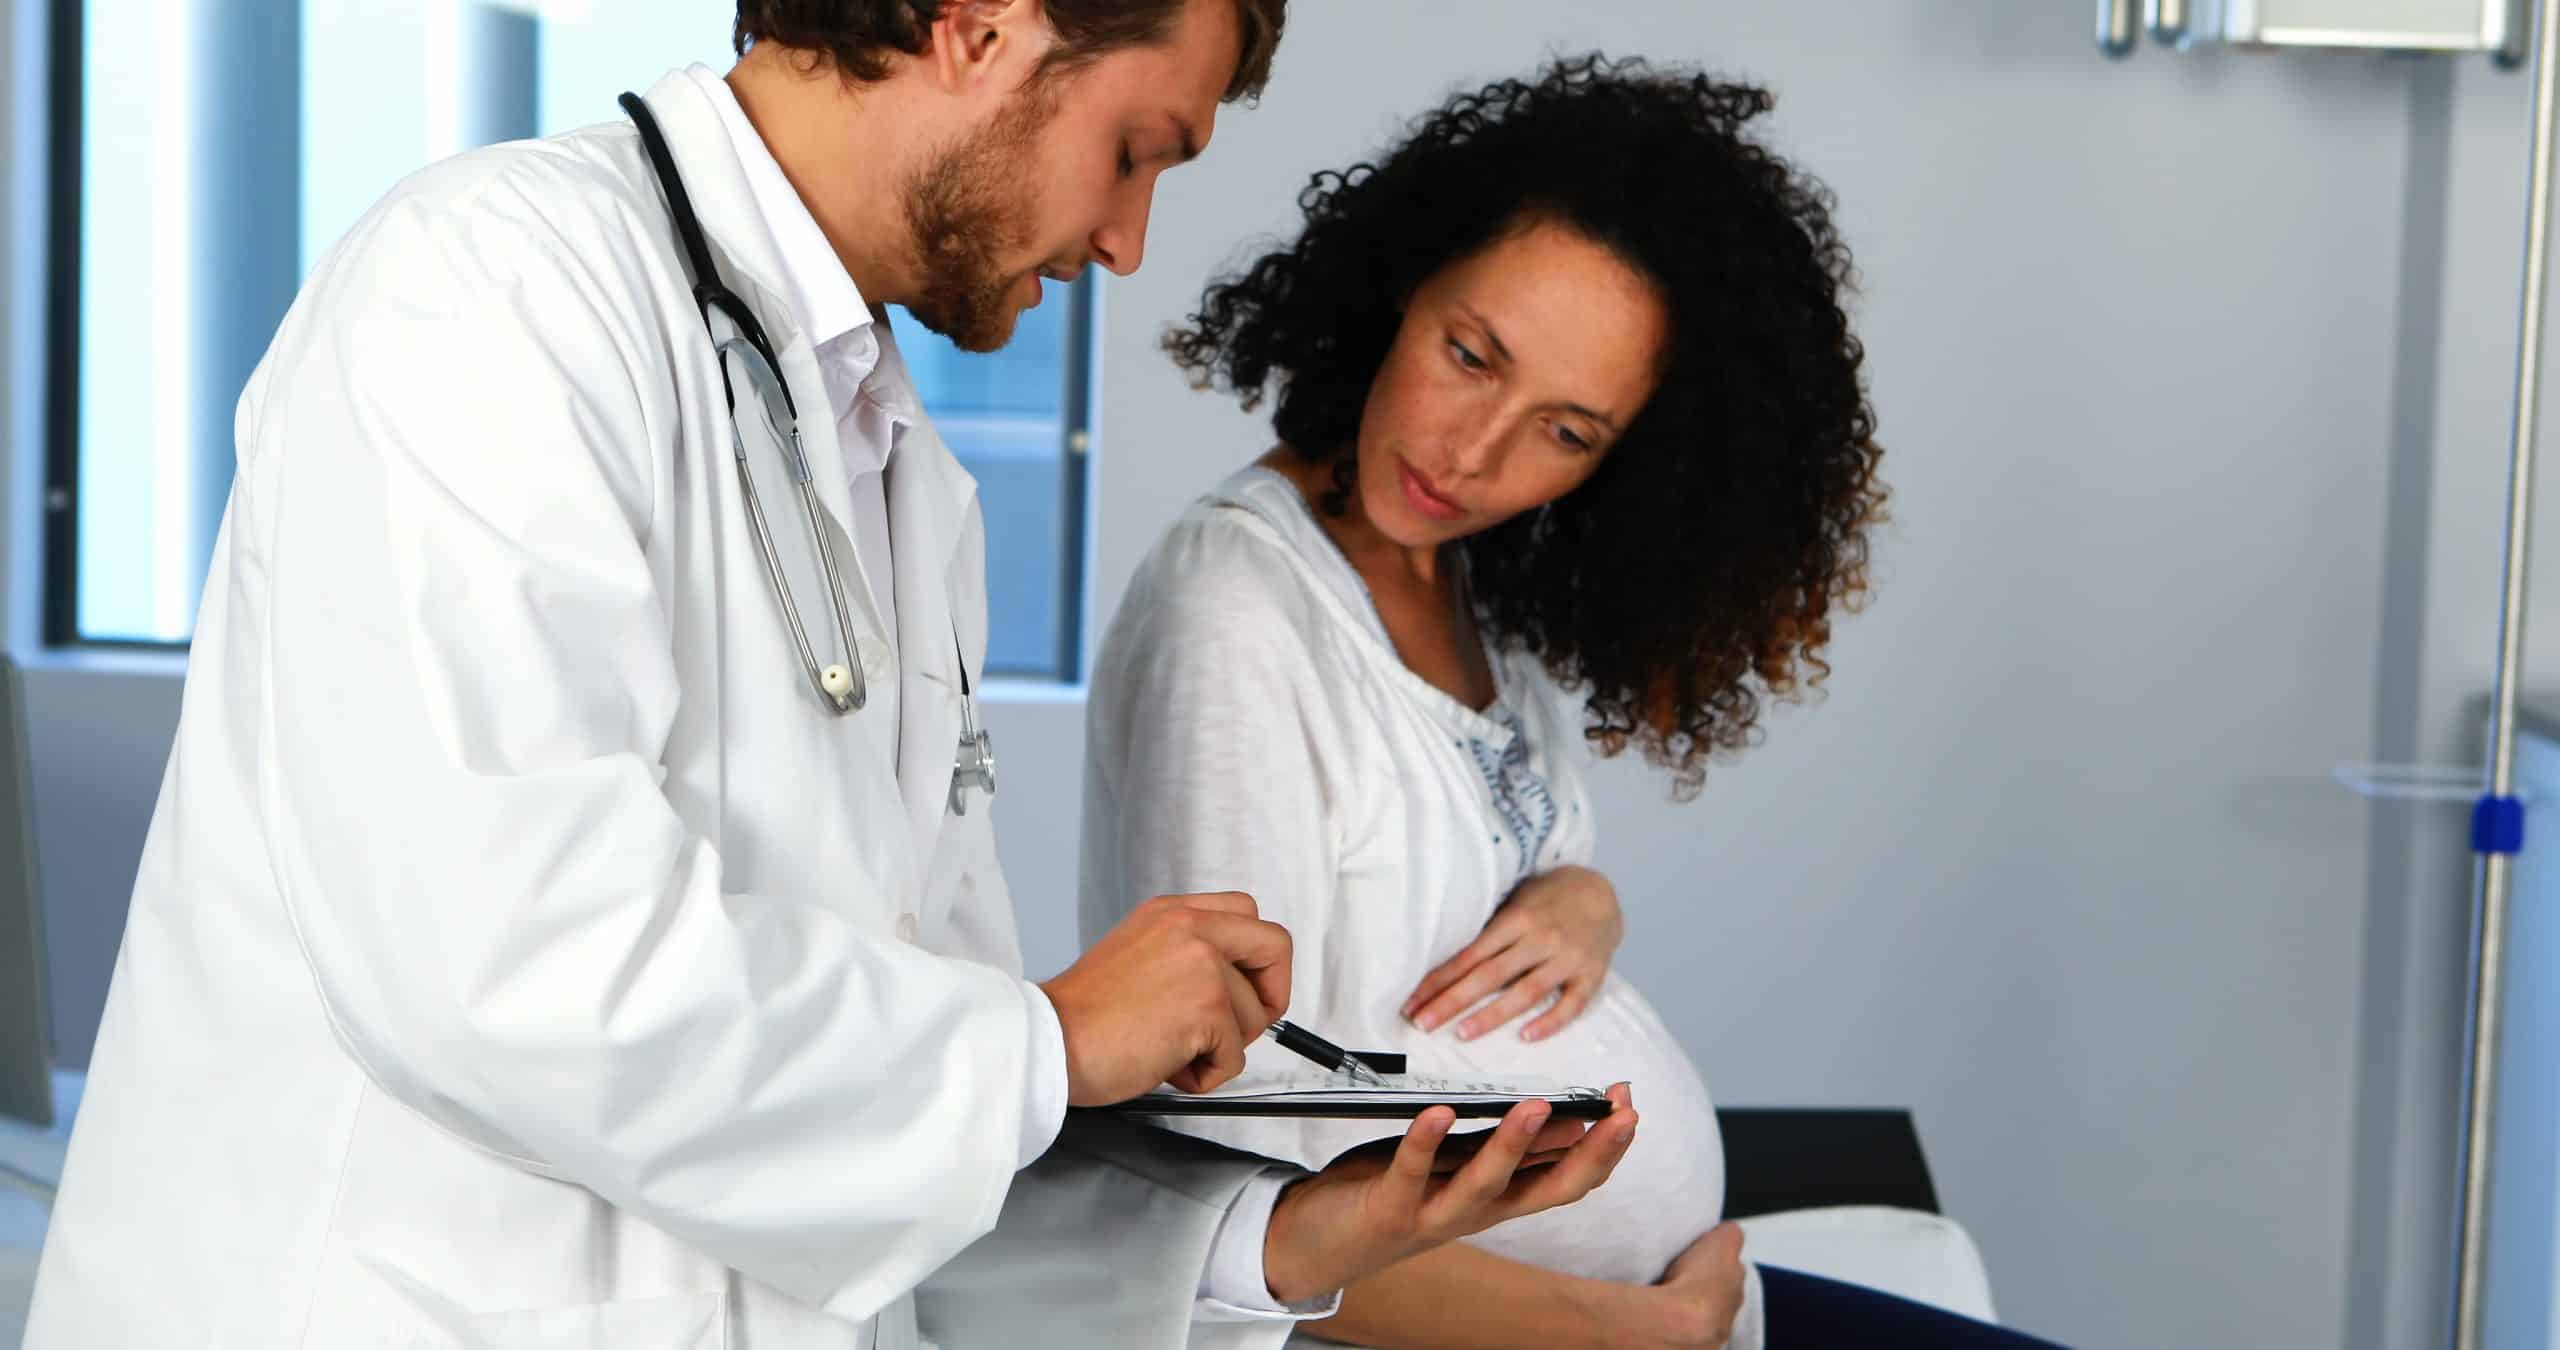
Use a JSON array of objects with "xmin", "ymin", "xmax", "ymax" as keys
[
  {"xmin": 1040, "ymin": 892, "xmax": 1291, "ymax": 1105},
  {"xmin": 1259, "ymin": 1083, "xmax": 1640, "ymax": 1305},
  {"xmin": 1404, "ymin": 865, "xmax": 1624, "ymax": 1042}
]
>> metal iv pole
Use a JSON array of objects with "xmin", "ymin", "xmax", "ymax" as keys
[
  {"xmin": 2450, "ymin": 0, "xmax": 2555, "ymax": 1339},
  {"xmin": 2098, "ymin": 2, "xmax": 2544, "ymax": 1343}
]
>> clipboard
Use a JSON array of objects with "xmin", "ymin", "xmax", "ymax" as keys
[{"xmin": 1096, "ymin": 1070, "xmax": 1615, "ymax": 1121}]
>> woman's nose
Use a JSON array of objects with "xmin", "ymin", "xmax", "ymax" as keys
[{"xmin": 1446, "ymin": 417, "xmax": 1508, "ymax": 479}]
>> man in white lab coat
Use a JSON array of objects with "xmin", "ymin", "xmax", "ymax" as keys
[{"xmin": 25, "ymin": 1, "xmax": 1641, "ymax": 1347}]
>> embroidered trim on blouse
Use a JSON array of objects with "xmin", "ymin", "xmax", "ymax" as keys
[{"xmin": 1468, "ymin": 704, "xmax": 1559, "ymax": 887}]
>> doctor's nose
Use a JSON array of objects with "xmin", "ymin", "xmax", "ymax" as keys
[{"xmin": 1089, "ymin": 194, "xmax": 1155, "ymax": 278}]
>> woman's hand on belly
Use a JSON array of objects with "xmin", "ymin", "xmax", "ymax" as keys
[
  {"xmin": 1404, "ymin": 865, "xmax": 1625, "ymax": 1042},
  {"xmin": 1645, "ymin": 1222, "xmax": 1749, "ymax": 1348}
]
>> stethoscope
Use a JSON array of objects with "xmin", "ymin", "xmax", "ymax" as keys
[{"xmin": 621, "ymin": 92, "xmax": 995, "ymax": 815}]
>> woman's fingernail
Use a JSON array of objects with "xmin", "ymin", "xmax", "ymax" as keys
[
  {"xmin": 1415, "ymin": 1014, "xmax": 1439, "ymax": 1032},
  {"xmin": 1456, "ymin": 1023, "xmax": 1477, "ymax": 1041},
  {"xmin": 1523, "ymin": 1027, "xmax": 1543, "ymax": 1042}
]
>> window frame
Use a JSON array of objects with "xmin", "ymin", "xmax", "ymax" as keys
[
  {"xmin": 1045, "ymin": 274, "xmax": 1096, "ymax": 683},
  {"xmin": 38, "ymin": 0, "xmax": 83, "ymax": 651},
  {"xmin": 38, "ymin": 0, "xmax": 1095, "ymax": 681}
]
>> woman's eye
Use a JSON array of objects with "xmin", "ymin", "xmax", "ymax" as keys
[
  {"xmin": 1118, "ymin": 145, "xmax": 1136, "ymax": 179},
  {"xmin": 1448, "ymin": 340, "xmax": 1486, "ymax": 371},
  {"xmin": 1555, "ymin": 424, "xmax": 1593, "ymax": 452}
]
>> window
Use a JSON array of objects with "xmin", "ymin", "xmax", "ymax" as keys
[{"xmin": 48, "ymin": 0, "xmax": 1091, "ymax": 678}]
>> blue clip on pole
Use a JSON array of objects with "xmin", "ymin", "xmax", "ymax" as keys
[{"xmin": 2474, "ymin": 793, "xmax": 2527, "ymax": 856}]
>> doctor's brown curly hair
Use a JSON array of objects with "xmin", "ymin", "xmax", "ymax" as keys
[{"xmin": 1165, "ymin": 54, "xmax": 1886, "ymax": 796}]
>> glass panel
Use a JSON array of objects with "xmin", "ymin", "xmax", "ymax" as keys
[
  {"xmin": 67, "ymin": 1, "xmax": 1084, "ymax": 675},
  {"xmin": 76, "ymin": 0, "xmax": 297, "ymax": 642},
  {"xmin": 890, "ymin": 296, "xmax": 1075, "ymax": 677},
  {"xmin": 71, "ymin": 0, "xmax": 178, "ymax": 640}
]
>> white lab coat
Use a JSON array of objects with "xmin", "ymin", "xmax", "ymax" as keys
[{"xmin": 26, "ymin": 69, "xmax": 1267, "ymax": 1350}]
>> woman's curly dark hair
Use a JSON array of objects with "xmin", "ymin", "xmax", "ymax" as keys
[{"xmin": 1165, "ymin": 54, "xmax": 1884, "ymax": 797}]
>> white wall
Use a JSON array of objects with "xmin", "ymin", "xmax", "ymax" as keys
[
  {"xmin": 9, "ymin": 3, "xmax": 2541, "ymax": 1348},
  {"xmin": 1043, "ymin": 6, "xmax": 2431, "ymax": 1347}
]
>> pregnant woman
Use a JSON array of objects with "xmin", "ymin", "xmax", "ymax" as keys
[{"xmin": 1083, "ymin": 55, "xmax": 2060, "ymax": 1349}]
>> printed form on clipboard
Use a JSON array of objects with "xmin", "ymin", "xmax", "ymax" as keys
[{"xmin": 1107, "ymin": 1068, "xmax": 1615, "ymax": 1120}]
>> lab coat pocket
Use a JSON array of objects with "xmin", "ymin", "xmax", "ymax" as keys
[{"xmin": 458, "ymin": 1290, "xmax": 728, "ymax": 1349}]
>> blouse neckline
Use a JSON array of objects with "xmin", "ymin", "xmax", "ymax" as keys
[{"xmin": 1212, "ymin": 464, "xmax": 1523, "ymax": 749}]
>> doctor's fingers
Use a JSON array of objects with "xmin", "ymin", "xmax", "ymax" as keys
[
  {"xmin": 1414, "ymin": 1099, "xmax": 1565, "ymax": 1235},
  {"xmin": 1163, "ymin": 889, "xmax": 1262, "ymax": 920},
  {"xmin": 1164, "ymin": 996, "xmax": 1253, "ymax": 1094},
  {"xmin": 1182, "ymin": 910, "xmax": 1294, "ymax": 1022},
  {"xmin": 1484, "ymin": 1084, "xmax": 1639, "ymax": 1225},
  {"xmin": 1216, "ymin": 958, "xmax": 1279, "ymax": 1045},
  {"xmin": 1164, "ymin": 961, "xmax": 1273, "ymax": 1094},
  {"xmin": 1378, "ymin": 1106, "xmax": 1461, "ymax": 1204}
]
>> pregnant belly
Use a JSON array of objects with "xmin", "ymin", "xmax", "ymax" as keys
[
  {"xmin": 1414, "ymin": 974, "xmax": 1726, "ymax": 1286},
  {"xmin": 1159, "ymin": 973, "xmax": 1726, "ymax": 1287}
]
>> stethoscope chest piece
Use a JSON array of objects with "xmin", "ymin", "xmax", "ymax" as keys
[
  {"xmin": 949, "ymin": 731, "xmax": 996, "ymax": 816},
  {"xmin": 949, "ymin": 666, "xmax": 997, "ymax": 815}
]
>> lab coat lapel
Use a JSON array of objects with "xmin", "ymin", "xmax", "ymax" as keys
[
  {"xmin": 889, "ymin": 413, "xmax": 981, "ymax": 865},
  {"xmin": 627, "ymin": 71, "xmax": 885, "ymax": 638}
]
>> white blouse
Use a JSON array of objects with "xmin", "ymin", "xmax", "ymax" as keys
[{"xmin": 1082, "ymin": 466, "xmax": 1763, "ymax": 1344}]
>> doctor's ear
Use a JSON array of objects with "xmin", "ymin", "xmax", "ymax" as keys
[{"xmin": 925, "ymin": 0, "xmax": 1048, "ymax": 94}]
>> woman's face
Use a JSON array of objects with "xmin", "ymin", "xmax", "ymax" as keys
[{"xmin": 1352, "ymin": 218, "xmax": 1670, "ymax": 550}]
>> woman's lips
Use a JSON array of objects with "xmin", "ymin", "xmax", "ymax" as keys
[{"xmin": 1399, "ymin": 459, "xmax": 1465, "ymax": 522}]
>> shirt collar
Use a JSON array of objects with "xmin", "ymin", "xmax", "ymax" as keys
[{"xmin": 685, "ymin": 64, "xmax": 874, "ymax": 353}]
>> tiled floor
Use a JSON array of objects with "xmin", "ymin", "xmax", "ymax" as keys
[{"xmin": 0, "ymin": 1073, "xmax": 78, "ymax": 1349}]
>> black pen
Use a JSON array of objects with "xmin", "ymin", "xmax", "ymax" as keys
[{"xmin": 1265, "ymin": 1019, "xmax": 1389, "ymax": 1086}]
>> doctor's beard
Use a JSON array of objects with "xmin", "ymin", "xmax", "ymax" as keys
[{"xmin": 901, "ymin": 79, "xmax": 1052, "ymax": 354}]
